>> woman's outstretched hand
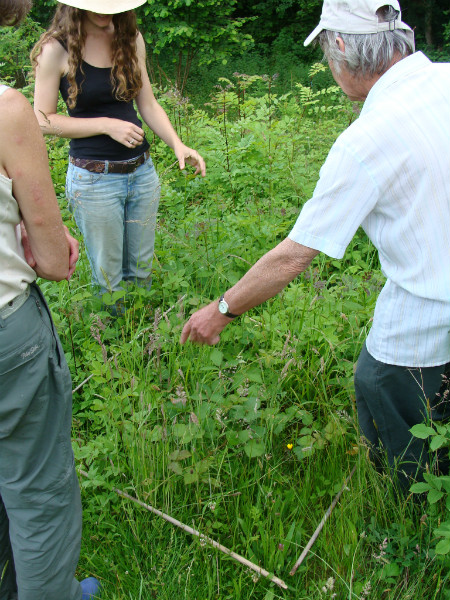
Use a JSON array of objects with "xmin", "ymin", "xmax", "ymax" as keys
[{"xmin": 174, "ymin": 144, "xmax": 206, "ymax": 177}]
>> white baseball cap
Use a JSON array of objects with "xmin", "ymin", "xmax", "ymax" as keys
[{"xmin": 304, "ymin": 0, "xmax": 414, "ymax": 47}]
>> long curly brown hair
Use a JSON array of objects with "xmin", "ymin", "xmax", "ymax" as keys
[
  {"xmin": 0, "ymin": 0, "xmax": 31, "ymax": 26},
  {"xmin": 31, "ymin": 5, "xmax": 142, "ymax": 109}
]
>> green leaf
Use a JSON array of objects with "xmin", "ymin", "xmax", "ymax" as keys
[
  {"xmin": 410, "ymin": 482, "xmax": 431, "ymax": 494},
  {"xmin": 172, "ymin": 423, "xmax": 194, "ymax": 444},
  {"xmin": 428, "ymin": 489, "xmax": 444, "ymax": 504},
  {"xmin": 294, "ymin": 446, "xmax": 313, "ymax": 460},
  {"xmin": 168, "ymin": 449, "xmax": 191, "ymax": 461},
  {"xmin": 244, "ymin": 439, "xmax": 265, "ymax": 458},
  {"xmin": 225, "ymin": 430, "xmax": 241, "ymax": 446},
  {"xmin": 148, "ymin": 425, "xmax": 164, "ymax": 442},
  {"xmin": 381, "ymin": 562, "xmax": 400, "ymax": 578},
  {"xmin": 210, "ymin": 348, "xmax": 223, "ymax": 366},
  {"xmin": 183, "ymin": 469, "xmax": 199, "ymax": 484},
  {"xmin": 430, "ymin": 435, "xmax": 448, "ymax": 451},
  {"xmin": 101, "ymin": 290, "xmax": 126, "ymax": 305},
  {"xmin": 168, "ymin": 461, "xmax": 183, "ymax": 475},
  {"xmin": 237, "ymin": 429, "xmax": 251, "ymax": 443},
  {"xmin": 439, "ymin": 476, "xmax": 450, "ymax": 493},
  {"xmin": 410, "ymin": 424, "xmax": 435, "ymax": 439},
  {"xmin": 246, "ymin": 368, "xmax": 263, "ymax": 383},
  {"xmin": 434, "ymin": 522, "xmax": 450, "ymax": 536},
  {"xmin": 435, "ymin": 538, "xmax": 450, "ymax": 555}
]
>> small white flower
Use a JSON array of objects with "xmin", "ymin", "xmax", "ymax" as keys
[
  {"xmin": 361, "ymin": 580, "xmax": 371, "ymax": 597},
  {"xmin": 326, "ymin": 577, "xmax": 335, "ymax": 590}
]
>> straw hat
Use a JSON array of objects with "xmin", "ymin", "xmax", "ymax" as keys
[{"xmin": 57, "ymin": 0, "xmax": 146, "ymax": 14}]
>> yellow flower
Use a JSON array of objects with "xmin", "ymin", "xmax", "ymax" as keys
[{"xmin": 286, "ymin": 443, "xmax": 293, "ymax": 450}]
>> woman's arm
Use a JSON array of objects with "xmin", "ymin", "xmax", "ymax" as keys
[
  {"xmin": 33, "ymin": 38, "xmax": 145, "ymax": 147},
  {"xmin": 21, "ymin": 223, "xmax": 79, "ymax": 280},
  {"xmin": 0, "ymin": 88, "xmax": 70, "ymax": 281},
  {"xmin": 135, "ymin": 34, "xmax": 206, "ymax": 176}
]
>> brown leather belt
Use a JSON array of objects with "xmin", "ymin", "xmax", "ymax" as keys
[{"xmin": 69, "ymin": 150, "xmax": 150, "ymax": 174}]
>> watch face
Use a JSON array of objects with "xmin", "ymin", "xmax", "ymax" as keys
[{"xmin": 218, "ymin": 300, "xmax": 228, "ymax": 314}]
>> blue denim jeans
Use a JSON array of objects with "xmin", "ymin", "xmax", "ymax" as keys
[{"xmin": 66, "ymin": 155, "xmax": 160, "ymax": 294}]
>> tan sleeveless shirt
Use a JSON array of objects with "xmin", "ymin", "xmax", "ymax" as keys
[{"xmin": 0, "ymin": 85, "xmax": 36, "ymax": 309}]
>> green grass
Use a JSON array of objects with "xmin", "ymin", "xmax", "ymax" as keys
[{"xmin": 38, "ymin": 65, "xmax": 450, "ymax": 599}]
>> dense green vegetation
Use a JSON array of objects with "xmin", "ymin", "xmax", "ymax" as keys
[
  {"xmin": 1, "ymin": 5, "xmax": 450, "ymax": 598},
  {"xmin": 25, "ymin": 0, "xmax": 450, "ymax": 57},
  {"xmin": 6, "ymin": 63, "xmax": 449, "ymax": 598}
]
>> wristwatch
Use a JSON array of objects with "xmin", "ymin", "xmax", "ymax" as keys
[{"xmin": 218, "ymin": 294, "xmax": 238, "ymax": 319}]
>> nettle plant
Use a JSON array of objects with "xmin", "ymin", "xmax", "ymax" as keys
[{"xmin": 410, "ymin": 374, "xmax": 450, "ymax": 555}]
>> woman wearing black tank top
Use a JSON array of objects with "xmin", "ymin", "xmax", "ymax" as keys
[{"xmin": 32, "ymin": 0, "xmax": 205, "ymax": 309}]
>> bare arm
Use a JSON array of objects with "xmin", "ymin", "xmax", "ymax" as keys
[
  {"xmin": 180, "ymin": 239, "xmax": 319, "ymax": 345},
  {"xmin": 33, "ymin": 39, "xmax": 146, "ymax": 147},
  {"xmin": 21, "ymin": 223, "xmax": 79, "ymax": 280},
  {"xmin": 0, "ymin": 88, "xmax": 70, "ymax": 280},
  {"xmin": 135, "ymin": 34, "xmax": 206, "ymax": 176}
]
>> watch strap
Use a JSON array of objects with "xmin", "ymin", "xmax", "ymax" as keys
[{"xmin": 219, "ymin": 294, "xmax": 239, "ymax": 319}]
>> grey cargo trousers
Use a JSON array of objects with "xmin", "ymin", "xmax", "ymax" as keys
[{"xmin": 0, "ymin": 284, "xmax": 82, "ymax": 600}]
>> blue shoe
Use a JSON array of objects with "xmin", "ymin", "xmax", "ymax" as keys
[{"xmin": 81, "ymin": 577, "xmax": 101, "ymax": 599}]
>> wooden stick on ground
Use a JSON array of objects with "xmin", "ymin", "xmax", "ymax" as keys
[
  {"xmin": 289, "ymin": 464, "xmax": 357, "ymax": 576},
  {"xmin": 72, "ymin": 373, "xmax": 94, "ymax": 394},
  {"xmin": 78, "ymin": 470, "xmax": 287, "ymax": 589}
]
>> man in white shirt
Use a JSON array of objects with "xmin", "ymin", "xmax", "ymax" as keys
[{"xmin": 181, "ymin": 0, "xmax": 450, "ymax": 488}]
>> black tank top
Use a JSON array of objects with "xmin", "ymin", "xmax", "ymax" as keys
[{"xmin": 59, "ymin": 42, "xmax": 149, "ymax": 161}]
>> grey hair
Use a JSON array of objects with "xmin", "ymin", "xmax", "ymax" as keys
[{"xmin": 319, "ymin": 5, "xmax": 415, "ymax": 78}]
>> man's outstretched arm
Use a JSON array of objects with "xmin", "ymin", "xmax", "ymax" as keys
[{"xmin": 180, "ymin": 238, "xmax": 319, "ymax": 345}]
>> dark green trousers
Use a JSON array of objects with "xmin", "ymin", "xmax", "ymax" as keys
[
  {"xmin": 0, "ymin": 284, "xmax": 82, "ymax": 600},
  {"xmin": 355, "ymin": 343, "xmax": 450, "ymax": 487}
]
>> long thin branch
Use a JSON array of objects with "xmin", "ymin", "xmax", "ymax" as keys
[
  {"xmin": 78, "ymin": 470, "xmax": 287, "ymax": 589},
  {"xmin": 72, "ymin": 373, "xmax": 94, "ymax": 394},
  {"xmin": 289, "ymin": 464, "xmax": 357, "ymax": 576},
  {"xmin": 114, "ymin": 487, "xmax": 287, "ymax": 589}
]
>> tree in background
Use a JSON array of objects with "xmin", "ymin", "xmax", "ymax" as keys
[
  {"xmin": 0, "ymin": 17, "xmax": 43, "ymax": 87},
  {"xmin": 29, "ymin": 0, "xmax": 56, "ymax": 27},
  {"xmin": 233, "ymin": 0, "xmax": 449, "ymax": 59},
  {"xmin": 140, "ymin": 0, "xmax": 254, "ymax": 92},
  {"xmin": 234, "ymin": 0, "xmax": 322, "ymax": 58},
  {"xmin": 21, "ymin": 0, "xmax": 450, "ymax": 54},
  {"xmin": 3, "ymin": 0, "xmax": 449, "ymax": 92},
  {"xmin": 400, "ymin": 0, "xmax": 447, "ymax": 47}
]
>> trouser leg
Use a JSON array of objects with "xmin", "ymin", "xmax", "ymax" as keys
[
  {"xmin": 0, "ymin": 285, "xmax": 82, "ymax": 600},
  {"xmin": 66, "ymin": 162, "xmax": 125, "ymax": 294},
  {"xmin": 123, "ymin": 157, "xmax": 160, "ymax": 287},
  {"xmin": 354, "ymin": 343, "xmax": 450, "ymax": 487},
  {"xmin": 0, "ymin": 497, "xmax": 17, "ymax": 600}
]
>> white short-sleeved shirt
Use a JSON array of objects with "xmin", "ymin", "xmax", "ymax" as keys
[{"xmin": 289, "ymin": 52, "xmax": 450, "ymax": 367}]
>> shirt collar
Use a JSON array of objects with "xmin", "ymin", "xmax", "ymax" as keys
[{"xmin": 363, "ymin": 52, "xmax": 431, "ymax": 111}]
